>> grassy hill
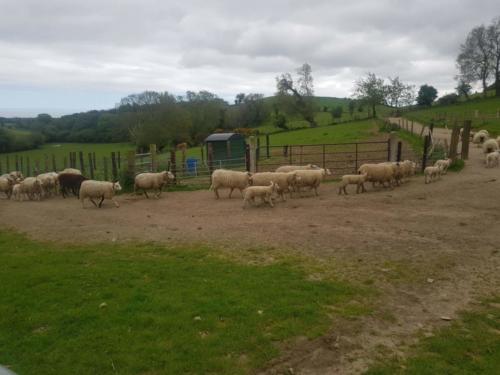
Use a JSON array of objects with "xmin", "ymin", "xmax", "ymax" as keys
[{"xmin": 404, "ymin": 96, "xmax": 500, "ymax": 135}]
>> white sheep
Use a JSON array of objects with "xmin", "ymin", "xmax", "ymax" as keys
[
  {"xmin": 485, "ymin": 151, "xmax": 500, "ymax": 168},
  {"xmin": 295, "ymin": 168, "xmax": 331, "ymax": 196},
  {"xmin": 472, "ymin": 130, "xmax": 489, "ymax": 145},
  {"xmin": 400, "ymin": 160, "xmax": 417, "ymax": 179},
  {"xmin": 60, "ymin": 168, "xmax": 82, "ymax": 175},
  {"xmin": 79, "ymin": 180, "xmax": 122, "ymax": 208},
  {"xmin": 0, "ymin": 176, "xmax": 14, "ymax": 199},
  {"xmin": 11, "ymin": 184, "xmax": 21, "ymax": 201},
  {"xmin": 338, "ymin": 173, "xmax": 367, "ymax": 195},
  {"xmin": 482, "ymin": 138, "xmax": 499, "ymax": 154},
  {"xmin": 17, "ymin": 177, "xmax": 44, "ymax": 201},
  {"xmin": 134, "ymin": 171, "xmax": 175, "ymax": 198},
  {"xmin": 424, "ymin": 165, "xmax": 442, "ymax": 184},
  {"xmin": 243, "ymin": 181, "xmax": 277, "ymax": 208},
  {"xmin": 380, "ymin": 162, "xmax": 405, "ymax": 186},
  {"xmin": 37, "ymin": 172, "xmax": 59, "ymax": 197},
  {"xmin": 434, "ymin": 159, "xmax": 452, "ymax": 175},
  {"xmin": 275, "ymin": 164, "xmax": 320, "ymax": 173},
  {"xmin": 210, "ymin": 169, "xmax": 251, "ymax": 199},
  {"xmin": 249, "ymin": 171, "xmax": 300, "ymax": 201},
  {"xmin": 358, "ymin": 163, "xmax": 394, "ymax": 188},
  {"xmin": 496, "ymin": 136, "xmax": 500, "ymax": 148}
]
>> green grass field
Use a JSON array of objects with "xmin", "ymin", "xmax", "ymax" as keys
[
  {"xmin": 261, "ymin": 119, "xmax": 381, "ymax": 146},
  {"xmin": 366, "ymin": 298, "xmax": 500, "ymax": 375},
  {"xmin": 0, "ymin": 231, "xmax": 365, "ymax": 375},
  {"xmin": 404, "ymin": 96, "xmax": 500, "ymax": 135}
]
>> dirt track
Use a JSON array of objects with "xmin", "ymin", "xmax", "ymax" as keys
[{"xmin": 1, "ymin": 130, "xmax": 499, "ymax": 374}]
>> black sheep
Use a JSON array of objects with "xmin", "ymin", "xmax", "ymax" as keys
[{"xmin": 57, "ymin": 173, "xmax": 87, "ymax": 198}]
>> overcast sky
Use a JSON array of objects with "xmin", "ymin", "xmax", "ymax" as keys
[{"xmin": 0, "ymin": 0, "xmax": 498, "ymax": 117}]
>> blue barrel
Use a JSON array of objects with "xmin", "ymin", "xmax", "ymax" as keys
[{"xmin": 186, "ymin": 158, "xmax": 198, "ymax": 175}]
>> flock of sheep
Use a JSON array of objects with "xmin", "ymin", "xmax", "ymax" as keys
[
  {"xmin": 471, "ymin": 129, "xmax": 500, "ymax": 168},
  {"xmin": 0, "ymin": 128, "xmax": 496, "ymax": 209},
  {"xmin": 0, "ymin": 169, "xmax": 174, "ymax": 208}
]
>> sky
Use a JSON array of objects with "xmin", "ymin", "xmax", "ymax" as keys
[{"xmin": 0, "ymin": 0, "xmax": 498, "ymax": 117}]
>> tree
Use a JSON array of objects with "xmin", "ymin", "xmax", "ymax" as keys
[
  {"xmin": 234, "ymin": 93, "xmax": 245, "ymax": 105},
  {"xmin": 457, "ymin": 25, "xmax": 493, "ymax": 97},
  {"xmin": 353, "ymin": 73, "xmax": 386, "ymax": 118},
  {"xmin": 455, "ymin": 79, "xmax": 472, "ymax": 99},
  {"xmin": 330, "ymin": 106, "xmax": 343, "ymax": 121},
  {"xmin": 487, "ymin": 17, "xmax": 500, "ymax": 96},
  {"xmin": 437, "ymin": 93, "xmax": 459, "ymax": 106},
  {"xmin": 276, "ymin": 63, "xmax": 317, "ymax": 127},
  {"xmin": 384, "ymin": 76, "xmax": 415, "ymax": 108},
  {"xmin": 416, "ymin": 85, "xmax": 438, "ymax": 106}
]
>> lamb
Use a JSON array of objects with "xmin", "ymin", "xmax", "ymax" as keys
[
  {"xmin": 243, "ymin": 181, "xmax": 277, "ymax": 208},
  {"xmin": 11, "ymin": 184, "xmax": 21, "ymax": 201},
  {"xmin": 482, "ymin": 138, "xmax": 499, "ymax": 154},
  {"xmin": 134, "ymin": 171, "xmax": 175, "ymax": 198},
  {"xmin": 58, "ymin": 173, "xmax": 87, "ymax": 198},
  {"xmin": 275, "ymin": 164, "xmax": 320, "ymax": 173},
  {"xmin": 485, "ymin": 151, "xmax": 500, "ymax": 168},
  {"xmin": 472, "ymin": 130, "xmax": 489, "ymax": 145},
  {"xmin": 295, "ymin": 168, "xmax": 331, "ymax": 196},
  {"xmin": 210, "ymin": 169, "xmax": 251, "ymax": 199},
  {"xmin": 400, "ymin": 160, "xmax": 417, "ymax": 179},
  {"xmin": 60, "ymin": 168, "xmax": 82, "ymax": 175},
  {"xmin": 357, "ymin": 163, "xmax": 395, "ymax": 188},
  {"xmin": 424, "ymin": 165, "xmax": 442, "ymax": 184},
  {"xmin": 248, "ymin": 171, "xmax": 300, "ymax": 201},
  {"xmin": 79, "ymin": 180, "xmax": 122, "ymax": 208},
  {"xmin": 434, "ymin": 159, "xmax": 452, "ymax": 174},
  {"xmin": 0, "ymin": 176, "xmax": 14, "ymax": 199},
  {"xmin": 338, "ymin": 173, "xmax": 367, "ymax": 195},
  {"xmin": 17, "ymin": 177, "xmax": 44, "ymax": 201}
]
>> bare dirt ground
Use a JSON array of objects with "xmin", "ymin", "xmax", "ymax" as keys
[{"xmin": 1, "ymin": 125, "xmax": 499, "ymax": 374}]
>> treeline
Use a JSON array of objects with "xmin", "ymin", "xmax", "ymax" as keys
[{"xmin": 0, "ymin": 90, "xmax": 270, "ymax": 152}]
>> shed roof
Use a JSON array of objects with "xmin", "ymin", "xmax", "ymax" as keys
[{"xmin": 204, "ymin": 132, "xmax": 243, "ymax": 142}]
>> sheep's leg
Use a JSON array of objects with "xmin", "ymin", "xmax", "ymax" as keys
[
  {"xmin": 98, "ymin": 196, "xmax": 105, "ymax": 208},
  {"xmin": 314, "ymin": 185, "xmax": 319, "ymax": 196},
  {"xmin": 214, "ymin": 188, "xmax": 220, "ymax": 199},
  {"xmin": 361, "ymin": 183, "xmax": 366, "ymax": 193},
  {"xmin": 112, "ymin": 198, "xmax": 120, "ymax": 208},
  {"xmin": 144, "ymin": 190, "xmax": 149, "ymax": 199},
  {"xmin": 229, "ymin": 188, "xmax": 234, "ymax": 198},
  {"xmin": 156, "ymin": 188, "xmax": 162, "ymax": 198},
  {"xmin": 90, "ymin": 199, "xmax": 98, "ymax": 207},
  {"xmin": 268, "ymin": 196, "xmax": 274, "ymax": 207}
]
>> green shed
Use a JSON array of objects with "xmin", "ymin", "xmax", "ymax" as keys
[{"xmin": 205, "ymin": 132, "xmax": 247, "ymax": 168}]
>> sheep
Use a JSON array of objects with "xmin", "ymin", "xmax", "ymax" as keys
[
  {"xmin": 58, "ymin": 173, "xmax": 87, "ymax": 198},
  {"xmin": 134, "ymin": 171, "xmax": 175, "ymax": 198},
  {"xmin": 338, "ymin": 173, "xmax": 367, "ymax": 195},
  {"xmin": 424, "ymin": 165, "xmax": 442, "ymax": 184},
  {"xmin": 485, "ymin": 151, "xmax": 500, "ymax": 168},
  {"xmin": 0, "ymin": 176, "xmax": 14, "ymax": 199},
  {"xmin": 37, "ymin": 172, "xmax": 59, "ymax": 197},
  {"xmin": 243, "ymin": 181, "xmax": 277, "ymax": 208},
  {"xmin": 482, "ymin": 138, "xmax": 499, "ymax": 154},
  {"xmin": 380, "ymin": 162, "xmax": 405, "ymax": 186},
  {"xmin": 434, "ymin": 159, "xmax": 452, "ymax": 175},
  {"xmin": 17, "ymin": 177, "xmax": 44, "ymax": 201},
  {"xmin": 60, "ymin": 168, "xmax": 82, "ymax": 175},
  {"xmin": 496, "ymin": 136, "xmax": 500, "ymax": 148},
  {"xmin": 275, "ymin": 164, "xmax": 320, "ymax": 173},
  {"xmin": 472, "ymin": 131, "xmax": 489, "ymax": 145},
  {"xmin": 295, "ymin": 168, "xmax": 331, "ymax": 196},
  {"xmin": 248, "ymin": 171, "xmax": 300, "ymax": 201},
  {"xmin": 210, "ymin": 169, "xmax": 251, "ymax": 199},
  {"xmin": 11, "ymin": 184, "xmax": 21, "ymax": 201},
  {"xmin": 400, "ymin": 160, "xmax": 417, "ymax": 179},
  {"xmin": 79, "ymin": 180, "xmax": 122, "ymax": 208},
  {"xmin": 358, "ymin": 163, "xmax": 395, "ymax": 189}
]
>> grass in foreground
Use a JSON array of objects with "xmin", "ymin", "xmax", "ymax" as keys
[
  {"xmin": 365, "ymin": 298, "xmax": 500, "ymax": 375},
  {"xmin": 0, "ymin": 231, "xmax": 363, "ymax": 375}
]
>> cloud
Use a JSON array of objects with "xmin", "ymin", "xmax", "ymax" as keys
[{"xmin": 0, "ymin": 0, "xmax": 499, "ymax": 115}]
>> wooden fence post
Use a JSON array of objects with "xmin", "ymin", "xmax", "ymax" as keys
[
  {"xmin": 461, "ymin": 120, "xmax": 472, "ymax": 160},
  {"xmin": 207, "ymin": 144, "xmax": 213, "ymax": 177},
  {"xmin": 248, "ymin": 136, "xmax": 257, "ymax": 173},
  {"xmin": 411, "ymin": 121, "xmax": 414, "ymax": 134},
  {"xmin": 111, "ymin": 152, "xmax": 118, "ymax": 181},
  {"xmin": 289, "ymin": 145, "xmax": 292, "ymax": 164},
  {"xmin": 15, "ymin": 155, "xmax": 19, "ymax": 172},
  {"xmin": 245, "ymin": 144, "xmax": 250, "ymax": 172},
  {"xmin": 355, "ymin": 143, "xmax": 358, "ymax": 172},
  {"xmin": 170, "ymin": 150, "xmax": 177, "ymax": 184},
  {"xmin": 397, "ymin": 141, "xmax": 402, "ymax": 162},
  {"xmin": 117, "ymin": 151, "xmax": 121, "ymax": 170},
  {"xmin": 88, "ymin": 153, "xmax": 94, "ymax": 179},
  {"xmin": 449, "ymin": 125, "xmax": 461, "ymax": 162},
  {"xmin": 51, "ymin": 154, "xmax": 57, "ymax": 172},
  {"xmin": 200, "ymin": 146, "xmax": 205, "ymax": 165},
  {"xmin": 79, "ymin": 151, "xmax": 85, "ymax": 174},
  {"xmin": 422, "ymin": 135, "xmax": 431, "ymax": 172},
  {"xmin": 0, "ymin": 159, "xmax": 2, "ymax": 174},
  {"xmin": 20, "ymin": 157, "xmax": 24, "ymax": 175},
  {"xmin": 26, "ymin": 157, "xmax": 30, "ymax": 177},
  {"xmin": 266, "ymin": 134, "xmax": 270, "ymax": 158},
  {"xmin": 6, "ymin": 156, "xmax": 10, "ymax": 172},
  {"xmin": 103, "ymin": 157, "xmax": 109, "ymax": 181}
]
